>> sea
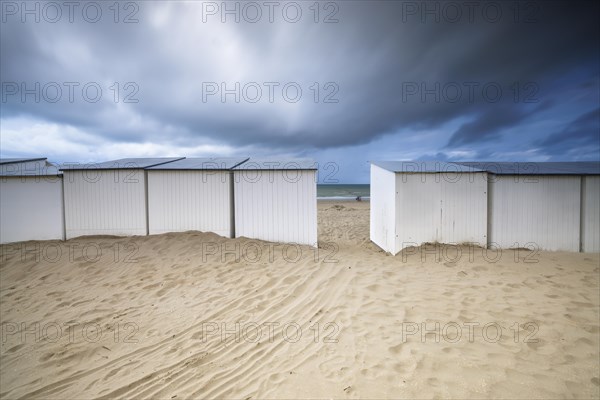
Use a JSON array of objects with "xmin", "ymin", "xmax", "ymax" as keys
[{"xmin": 317, "ymin": 184, "xmax": 370, "ymax": 200}]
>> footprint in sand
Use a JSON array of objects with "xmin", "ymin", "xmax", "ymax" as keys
[
  {"xmin": 360, "ymin": 367, "xmax": 380, "ymax": 379},
  {"xmin": 103, "ymin": 366, "xmax": 123, "ymax": 380},
  {"xmin": 39, "ymin": 352, "xmax": 56, "ymax": 362},
  {"xmin": 318, "ymin": 356, "xmax": 347, "ymax": 379},
  {"xmin": 389, "ymin": 343, "xmax": 404, "ymax": 355},
  {"xmin": 6, "ymin": 344, "xmax": 25, "ymax": 353},
  {"xmin": 571, "ymin": 301, "xmax": 594, "ymax": 308}
]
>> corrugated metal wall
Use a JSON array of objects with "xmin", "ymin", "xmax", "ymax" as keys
[
  {"xmin": 439, "ymin": 172, "xmax": 488, "ymax": 245},
  {"xmin": 0, "ymin": 177, "xmax": 64, "ymax": 243},
  {"xmin": 370, "ymin": 164, "xmax": 397, "ymax": 254},
  {"xmin": 394, "ymin": 174, "xmax": 440, "ymax": 250},
  {"xmin": 63, "ymin": 170, "xmax": 147, "ymax": 239},
  {"xmin": 147, "ymin": 170, "xmax": 233, "ymax": 237},
  {"xmin": 234, "ymin": 170, "xmax": 317, "ymax": 246},
  {"xmin": 489, "ymin": 176, "xmax": 581, "ymax": 252},
  {"xmin": 582, "ymin": 176, "xmax": 600, "ymax": 252},
  {"xmin": 394, "ymin": 173, "xmax": 487, "ymax": 252}
]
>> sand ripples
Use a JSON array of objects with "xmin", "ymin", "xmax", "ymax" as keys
[{"xmin": 1, "ymin": 202, "xmax": 598, "ymax": 399}]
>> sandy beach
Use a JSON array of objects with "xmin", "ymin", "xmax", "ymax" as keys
[{"xmin": 1, "ymin": 201, "xmax": 598, "ymax": 399}]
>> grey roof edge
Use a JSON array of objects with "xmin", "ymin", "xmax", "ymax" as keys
[
  {"xmin": 144, "ymin": 157, "xmax": 187, "ymax": 169},
  {"xmin": 232, "ymin": 158, "xmax": 318, "ymax": 170},
  {"xmin": 372, "ymin": 161, "xmax": 600, "ymax": 175},
  {"xmin": 0, "ymin": 172, "xmax": 62, "ymax": 177},
  {"xmin": 146, "ymin": 157, "xmax": 251, "ymax": 171},
  {"xmin": 455, "ymin": 161, "xmax": 600, "ymax": 175},
  {"xmin": 371, "ymin": 161, "xmax": 485, "ymax": 173},
  {"xmin": 231, "ymin": 157, "xmax": 250, "ymax": 169},
  {"xmin": 59, "ymin": 157, "xmax": 186, "ymax": 171},
  {"xmin": 0, "ymin": 157, "xmax": 47, "ymax": 165},
  {"xmin": 0, "ymin": 158, "xmax": 63, "ymax": 177},
  {"xmin": 58, "ymin": 157, "xmax": 320, "ymax": 171}
]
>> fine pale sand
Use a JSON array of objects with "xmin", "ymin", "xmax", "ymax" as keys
[{"xmin": 1, "ymin": 202, "xmax": 599, "ymax": 399}]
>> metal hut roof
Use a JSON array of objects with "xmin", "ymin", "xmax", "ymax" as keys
[
  {"xmin": 371, "ymin": 161, "xmax": 485, "ymax": 173},
  {"xmin": 233, "ymin": 158, "xmax": 318, "ymax": 170},
  {"xmin": 145, "ymin": 157, "xmax": 249, "ymax": 170},
  {"xmin": 59, "ymin": 157, "xmax": 185, "ymax": 171},
  {"xmin": 454, "ymin": 161, "xmax": 600, "ymax": 175}
]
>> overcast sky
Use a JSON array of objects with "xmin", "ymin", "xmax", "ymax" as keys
[{"xmin": 1, "ymin": 1, "xmax": 598, "ymax": 183}]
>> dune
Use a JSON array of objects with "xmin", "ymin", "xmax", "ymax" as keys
[{"xmin": 0, "ymin": 201, "xmax": 598, "ymax": 399}]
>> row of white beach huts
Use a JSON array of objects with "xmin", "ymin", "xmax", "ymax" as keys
[
  {"xmin": 1, "ymin": 157, "xmax": 599, "ymax": 253},
  {"xmin": 0, "ymin": 157, "xmax": 317, "ymax": 246}
]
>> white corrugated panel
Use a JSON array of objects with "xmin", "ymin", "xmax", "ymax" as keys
[
  {"xmin": 489, "ymin": 175, "xmax": 581, "ymax": 252},
  {"xmin": 582, "ymin": 176, "xmax": 600, "ymax": 252},
  {"xmin": 147, "ymin": 170, "xmax": 232, "ymax": 237},
  {"xmin": 394, "ymin": 172, "xmax": 487, "ymax": 252},
  {"xmin": 439, "ymin": 172, "xmax": 488, "ymax": 245},
  {"xmin": 0, "ymin": 177, "xmax": 64, "ymax": 243},
  {"xmin": 234, "ymin": 170, "xmax": 317, "ymax": 246},
  {"xmin": 63, "ymin": 170, "xmax": 147, "ymax": 239},
  {"xmin": 395, "ymin": 173, "xmax": 440, "ymax": 250},
  {"xmin": 370, "ymin": 164, "xmax": 397, "ymax": 254}
]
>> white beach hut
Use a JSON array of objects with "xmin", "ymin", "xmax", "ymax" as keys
[
  {"xmin": 370, "ymin": 161, "xmax": 600, "ymax": 254},
  {"xmin": 233, "ymin": 159, "xmax": 318, "ymax": 247},
  {"xmin": 61, "ymin": 158, "xmax": 183, "ymax": 239},
  {"xmin": 370, "ymin": 161, "xmax": 489, "ymax": 255},
  {"xmin": 0, "ymin": 158, "xmax": 65, "ymax": 244},
  {"xmin": 457, "ymin": 162, "xmax": 600, "ymax": 252},
  {"xmin": 146, "ymin": 157, "xmax": 248, "ymax": 238}
]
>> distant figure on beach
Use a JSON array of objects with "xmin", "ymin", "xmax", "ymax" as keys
[{"xmin": 356, "ymin": 196, "xmax": 362, "ymax": 202}]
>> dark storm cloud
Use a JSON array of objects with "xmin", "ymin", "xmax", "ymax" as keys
[
  {"xmin": 539, "ymin": 107, "xmax": 600, "ymax": 150},
  {"xmin": 447, "ymin": 100, "xmax": 555, "ymax": 147},
  {"xmin": 0, "ymin": 0, "xmax": 598, "ymax": 160}
]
